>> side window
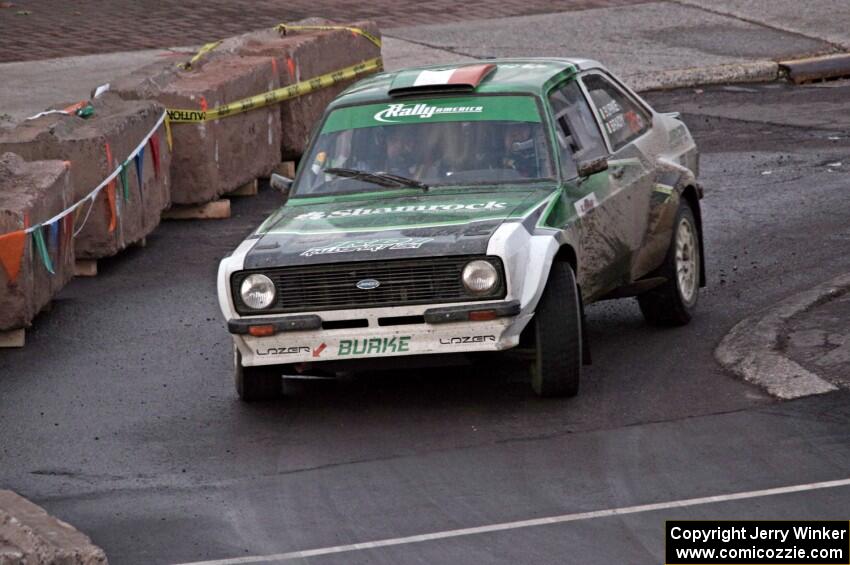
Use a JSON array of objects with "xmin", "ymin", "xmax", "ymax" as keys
[
  {"xmin": 548, "ymin": 80, "xmax": 607, "ymax": 178},
  {"xmin": 581, "ymin": 74, "xmax": 651, "ymax": 151}
]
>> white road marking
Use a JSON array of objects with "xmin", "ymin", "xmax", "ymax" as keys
[{"xmin": 173, "ymin": 477, "xmax": 850, "ymax": 565}]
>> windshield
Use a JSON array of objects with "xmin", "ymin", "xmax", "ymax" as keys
[{"xmin": 292, "ymin": 95, "xmax": 556, "ymax": 196}]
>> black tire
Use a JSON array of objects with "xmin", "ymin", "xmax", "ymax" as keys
[
  {"xmin": 531, "ymin": 262, "xmax": 582, "ymax": 397},
  {"xmin": 234, "ymin": 348, "xmax": 281, "ymax": 402},
  {"xmin": 637, "ymin": 202, "xmax": 700, "ymax": 326}
]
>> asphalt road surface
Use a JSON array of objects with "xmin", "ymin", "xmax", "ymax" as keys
[{"xmin": 1, "ymin": 80, "xmax": 849, "ymax": 564}]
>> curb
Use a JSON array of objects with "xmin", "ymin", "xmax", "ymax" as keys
[
  {"xmin": 627, "ymin": 61, "xmax": 780, "ymax": 92},
  {"xmin": 715, "ymin": 273, "xmax": 850, "ymax": 399}
]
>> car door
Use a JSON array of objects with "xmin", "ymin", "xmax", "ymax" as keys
[
  {"xmin": 547, "ymin": 79, "xmax": 632, "ymax": 300},
  {"xmin": 579, "ymin": 72, "xmax": 662, "ymax": 282}
]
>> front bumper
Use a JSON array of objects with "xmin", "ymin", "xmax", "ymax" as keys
[{"xmin": 233, "ymin": 311, "xmax": 528, "ymax": 367}]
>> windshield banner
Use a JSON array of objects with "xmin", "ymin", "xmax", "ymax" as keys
[{"xmin": 321, "ymin": 96, "xmax": 541, "ymax": 133}]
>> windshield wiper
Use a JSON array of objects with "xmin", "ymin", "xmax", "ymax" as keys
[
  {"xmin": 372, "ymin": 171, "xmax": 429, "ymax": 191},
  {"xmin": 323, "ymin": 168, "xmax": 399, "ymax": 188},
  {"xmin": 324, "ymin": 168, "xmax": 429, "ymax": 192}
]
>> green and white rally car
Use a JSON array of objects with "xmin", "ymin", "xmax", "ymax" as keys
[{"xmin": 218, "ymin": 59, "xmax": 705, "ymax": 401}]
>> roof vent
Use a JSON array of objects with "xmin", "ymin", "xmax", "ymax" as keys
[{"xmin": 388, "ymin": 64, "xmax": 496, "ymax": 96}]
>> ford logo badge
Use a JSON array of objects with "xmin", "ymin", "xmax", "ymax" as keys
[{"xmin": 356, "ymin": 278, "xmax": 380, "ymax": 290}]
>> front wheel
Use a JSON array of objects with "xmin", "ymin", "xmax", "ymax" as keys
[
  {"xmin": 234, "ymin": 347, "xmax": 281, "ymax": 402},
  {"xmin": 531, "ymin": 262, "xmax": 583, "ymax": 397},
  {"xmin": 637, "ymin": 202, "xmax": 701, "ymax": 326}
]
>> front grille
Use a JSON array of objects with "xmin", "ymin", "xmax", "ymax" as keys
[{"xmin": 232, "ymin": 256, "xmax": 506, "ymax": 315}]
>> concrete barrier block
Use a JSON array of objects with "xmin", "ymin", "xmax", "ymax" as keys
[
  {"xmin": 0, "ymin": 153, "xmax": 75, "ymax": 332},
  {"xmin": 114, "ymin": 57, "xmax": 282, "ymax": 205},
  {"xmin": 0, "ymin": 94, "xmax": 171, "ymax": 259},
  {"xmin": 0, "ymin": 490, "xmax": 107, "ymax": 564},
  {"xmin": 231, "ymin": 20, "xmax": 382, "ymax": 159},
  {"xmin": 105, "ymin": 59, "xmax": 182, "ymax": 101}
]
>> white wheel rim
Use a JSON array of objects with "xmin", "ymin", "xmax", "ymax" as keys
[{"xmin": 675, "ymin": 217, "xmax": 698, "ymax": 305}]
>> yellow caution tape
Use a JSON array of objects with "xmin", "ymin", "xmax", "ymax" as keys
[
  {"xmin": 276, "ymin": 23, "xmax": 382, "ymax": 49},
  {"xmin": 166, "ymin": 56, "xmax": 383, "ymax": 123},
  {"xmin": 177, "ymin": 24, "xmax": 380, "ymax": 71},
  {"xmin": 178, "ymin": 40, "xmax": 222, "ymax": 70}
]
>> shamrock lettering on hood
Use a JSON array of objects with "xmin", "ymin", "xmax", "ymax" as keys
[{"xmin": 295, "ymin": 201, "xmax": 508, "ymax": 221}]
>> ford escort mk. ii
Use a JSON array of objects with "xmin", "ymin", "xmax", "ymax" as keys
[{"xmin": 218, "ymin": 59, "xmax": 705, "ymax": 401}]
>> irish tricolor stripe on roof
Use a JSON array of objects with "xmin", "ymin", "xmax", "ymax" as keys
[{"xmin": 389, "ymin": 64, "xmax": 496, "ymax": 95}]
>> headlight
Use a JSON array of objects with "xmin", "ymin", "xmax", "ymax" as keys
[
  {"xmin": 240, "ymin": 274, "xmax": 276, "ymax": 309},
  {"xmin": 462, "ymin": 260, "xmax": 499, "ymax": 295}
]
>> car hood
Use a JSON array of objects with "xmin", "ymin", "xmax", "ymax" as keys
[{"xmin": 242, "ymin": 186, "xmax": 557, "ymax": 268}]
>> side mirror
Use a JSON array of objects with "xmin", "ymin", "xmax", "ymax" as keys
[
  {"xmin": 577, "ymin": 157, "xmax": 608, "ymax": 178},
  {"xmin": 270, "ymin": 173, "xmax": 293, "ymax": 196}
]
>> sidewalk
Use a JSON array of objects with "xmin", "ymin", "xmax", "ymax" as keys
[
  {"xmin": 2, "ymin": 0, "xmax": 849, "ymax": 125},
  {"xmin": 386, "ymin": 0, "xmax": 845, "ymax": 89},
  {"xmin": 0, "ymin": 48, "xmax": 191, "ymax": 125}
]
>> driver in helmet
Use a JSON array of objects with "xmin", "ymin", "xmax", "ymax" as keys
[
  {"xmin": 502, "ymin": 122, "xmax": 537, "ymax": 177},
  {"xmin": 384, "ymin": 125, "xmax": 417, "ymax": 177}
]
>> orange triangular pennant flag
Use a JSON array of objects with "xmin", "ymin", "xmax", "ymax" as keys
[
  {"xmin": 106, "ymin": 184, "xmax": 117, "ymax": 232},
  {"xmin": 104, "ymin": 143, "xmax": 118, "ymax": 232},
  {"xmin": 62, "ymin": 100, "xmax": 88, "ymax": 114},
  {"xmin": 0, "ymin": 230, "xmax": 27, "ymax": 283}
]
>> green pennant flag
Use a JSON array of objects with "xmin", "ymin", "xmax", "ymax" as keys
[{"xmin": 32, "ymin": 224, "xmax": 54, "ymax": 275}]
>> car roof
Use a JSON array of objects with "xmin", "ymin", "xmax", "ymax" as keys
[{"xmin": 329, "ymin": 58, "xmax": 605, "ymax": 108}]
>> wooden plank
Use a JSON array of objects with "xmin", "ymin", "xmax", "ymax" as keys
[
  {"xmin": 74, "ymin": 259, "xmax": 98, "ymax": 277},
  {"xmin": 0, "ymin": 328, "xmax": 25, "ymax": 348},
  {"xmin": 228, "ymin": 179, "xmax": 258, "ymax": 197},
  {"xmin": 780, "ymin": 53, "xmax": 850, "ymax": 84},
  {"xmin": 273, "ymin": 161, "xmax": 297, "ymax": 178},
  {"xmin": 162, "ymin": 199, "xmax": 231, "ymax": 220}
]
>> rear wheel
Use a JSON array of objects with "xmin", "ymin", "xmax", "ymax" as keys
[
  {"xmin": 637, "ymin": 202, "xmax": 700, "ymax": 326},
  {"xmin": 531, "ymin": 262, "xmax": 582, "ymax": 397},
  {"xmin": 234, "ymin": 347, "xmax": 281, "ymax": 402}
]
